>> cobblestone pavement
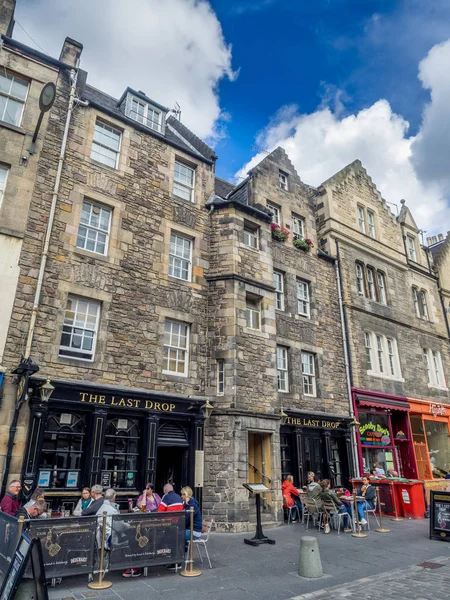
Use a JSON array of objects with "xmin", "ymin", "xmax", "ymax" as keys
[{"xmin": 39, "ymin": 518, "xmax": 450, "ymax": 600}]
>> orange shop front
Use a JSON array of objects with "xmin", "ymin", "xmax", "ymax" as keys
[{"xmin": 408, "ymin": 398, "xmax": 450, "ymax": 504}]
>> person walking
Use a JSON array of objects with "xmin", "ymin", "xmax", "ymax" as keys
[
  {"xmin": 73, "ymin": 488, "xmax": 93, "ymax": 516},
  {"xmin": 0, "ymin": 480, "xmax": 22, "ymax": 516}
]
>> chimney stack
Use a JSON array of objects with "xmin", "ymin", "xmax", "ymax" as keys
[
  {"xmin": 438, "ymin": 233, "xmax": 444, "ymax": 242},
  {"xmin": 426, "ymin": 237, "xmax": 433, "ymax": 246},
  {"xmin": 59, "ymin": 37, "xmax": 83, "ymax": 67},
  {"xmin": 431, "ymin": 236, "xmax": 437, "ymax": 245},
  {"xmin": 0, "ymin": 0, "xmax": 16, "ymax": 37}
]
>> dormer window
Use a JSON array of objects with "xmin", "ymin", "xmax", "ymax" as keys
[{"xmin": 127, "ymin": 94, "xmax": 163, "ymax": 133}]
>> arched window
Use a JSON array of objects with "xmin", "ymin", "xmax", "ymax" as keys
[
  {"xmin": 102, "ymin": 418, "xmax": 140, "ymax": 489},
  {"xmin": 40, "ymin": 412, "xmax": 86, "ymax": 489},
  {"xmin": 355, "ymin": 263, "xmax": 365, "ymax": 296}
]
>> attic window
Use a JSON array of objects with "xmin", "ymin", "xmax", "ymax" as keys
[
  {"xmin": 127, "ymin": 94, "xmax": 163, "ymax": 133},
  {"xmin": 279, "ymin": 170, "xmax": 289, "ymax": 191}
]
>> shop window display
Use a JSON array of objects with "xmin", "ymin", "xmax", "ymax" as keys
[
  {"xmin": 359, "ymin": 412, "xmax": 395, "ymax": 475},
  {"xmin": 425, "ymin": 420, "xmax": 450, "ymax": 479}
]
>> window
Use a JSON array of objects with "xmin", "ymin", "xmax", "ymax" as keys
[
  {"xmin": 76, "ymin": 200, "xmax": 112, "ymax": 255},
  {"xmin": 279, "ymin": 170, "xmax": 288, "ymax": 191},
  {"xmin": 0, "ymin": 164, "xmax": 9, "ymax": 209},
  {"xmin": 90, "ymin": 121, "xmax": 121, "ymax": 168},
  {"xmin": 413, "ymin": 287, "xmax": 430, "ymax": 319},
  {"xmin": 267, "ymin": 202, "xmax": 281, "ymax": 226},
  {"xmin": 301, "ymin": 352, "xmax": 316, "ymax": 396},
  {"xmin": 377, "ymin": 272, "xmax": 387, "ymax": 305},
  {"xmin": 407, "ymin": 236, "xmax": 417, "ymax": 262},
  {"xmin": 217, "ymin": 360, "xmax": 224, "ymax": 395},
  {"xmin": 128, "ymin": 95, "xmax": 162, "ymax": 132},
  {"xmin": 169, "ymin": 233, "xmax": 192, "ymax": 281},
  {"xmin": 163, "ymin": 320, "xmax": 189, "ymax": 376},
  {"xmin": 0, "ymin": 71, "xmax": 28, "ymax": 126},
  {"xmin": 356, "ymin": 263, "xmax": 365, "ymax": 296},
  {"xmin": 292, "ymin": 214, "xmax": 305, "ymax": 239},
  {"xmin": 243, "ymin": 226, "xmax": 258, "ymax": 249},
  {"xmin": 273, "ymin": 271, "xmax": 284, "ymax": 310},
  {"xmin": 365, "ymin": 332, "xmax": 401, "ymax": 379},
  {"xmin": 103, "ymin": 418, "xmax": 140, "ymax": 489},
  {"xmin": 367, "ymin": 210, "xmax": 376, "ymax": 238},
  {"xmin": 358, "ymin": 206, "xmax": 366, "ymax": 234},
  {"xmin": 367, "ymin": 267, "xmax": 377, "ymax": 301},
  {"xmin": 40, "ymin": 412, "xmax": 86, "ymax": 489},
  {"xmin": 59, "ymin": 296, "xmax": 100, "ymax": 361},
  {"xmin": 245, "ymin": 296, "xmax": 261, "ymax": 329},
  {"xmin": 364, "ymin": 332, "xmax": 373, "ymax": 371},
  {"xmin": 277, "ymin": 346, "xmax": 289, "ymax": 392},
  {"xmin": 413, "ymin": 287, "xmax": 420, "ymax": 317},
  {"xmin": 297, "ymin": 280, "xmax": 310, "ymax": 317},
  {"xmin": 419, "ymin": 291, "xmax": 429, "ymax": 320},
  {"xmin": 423, "ymin": 349, "xmax": 446, "ymax": 388},
  {"xmin": 173, "ymin": 160, "xmax": 195, "ymax": 202}
]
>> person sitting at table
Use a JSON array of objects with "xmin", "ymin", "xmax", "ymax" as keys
[
  {"xmin": 372, "ymin": 462, "xmax": 386, "ymax": 477},
  {"xmin": 386, "ymin": 467, "xmax": 399, "ymax": 478},
  {"xmin": 357, "ymin": 476, "xmax": 376, "ymax": 526},
  {"xmin": 180, "ymin": 486, "xmax": 202, "ymax": 544},
  {"xmin": 305, "ymin": 472, "xmax": 321, "ymax": 500},
  {"xmin": 319, "ymin": 480, "xmax": 352, "ymax": 532},
  {"xmin": 136, "ymin": 483, "xmax": 161, "ymax": 512},
  {"xmin": 82, "ymin": 485, "xmax": 104, "ymax": 516},
  {"xmin": 282, "ymin": 475, "xmax": 302, "ymax": 522},
  {"xmin": 23, "ymin": 488, "xmax": 47, "ymax": 518},
  {"xmin": 15, "ymin": 500, "xmax": 46, "ymax": 520},
  {"xmin": 73, "ymin": 487, "xmax": 93, "ymax": 516}
]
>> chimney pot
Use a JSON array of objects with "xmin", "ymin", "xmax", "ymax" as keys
[
  {"xmin": 438, "ymin": 233, "xmax": 444, "ymax": 241},
  {"xmin": 426, "ymin": 237, "xmax": 433, "ymax": 246},
  {"xmin": 431, "ymin": 236, "xmax": 437, "ymax": 245},
  {"xmin": 0, "ymin": 0, "xmax": 16, "ymax": 37},
  {"xmin": 59, "ymin": 37, "xmax": 83, "ymax": 67}
]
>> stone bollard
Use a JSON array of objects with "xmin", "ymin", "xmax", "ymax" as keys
[{"xmin": 298, "ymin": 536, "xmax": 323, "ymax": 578}]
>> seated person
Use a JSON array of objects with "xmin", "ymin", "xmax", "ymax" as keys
[
  {"xmin": 357, "ymin": 476, "xmax": 376, "ymax": 525},
  {"xmin": 181, "ymin": 486, "xmax": 202, "ymax": 544},
  {"xmin": 23, "ymin": 488, "xmax": 47, "ymax": 519},
  {"xmin": 282, "ymin": 475, "xmax": 302, "ymax": 522},
  {"xmin": 386, "ymin": 467, "xmax": 399, "ymax": 478},
  {"xmin": 319, "ymin": 480, "xmax": 352, "ymax": 531},
  {"xmin": 305, "ymin": 471, "xmax": 322, "ymax": 508},
  {"xmin": 372, "ymin": 462, "xmax": 386, "ymax": 477},
  {"xmin": 15, "ymin": 500, "xmax": 46, "ymax": 520},
  {"xmin": 136, "ymin": 483, "xmax": 161, "ymax": 512}
]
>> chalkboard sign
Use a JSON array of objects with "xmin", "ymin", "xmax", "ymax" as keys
[
  {"xmin": 0, "ymin": 514, "xmax": 20, "ymax": 575},
  {"xmin": 0, "ymin": 532, "xmax": 33, "ymax": 600},
  {"xmin": 430, "ymin": 490, "xmax": 450, "ymax": 542}
]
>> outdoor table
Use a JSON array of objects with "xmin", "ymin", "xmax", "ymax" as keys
[{"xmin": 340, "ymin": 495, "xmax": 366, "ymax": 532}]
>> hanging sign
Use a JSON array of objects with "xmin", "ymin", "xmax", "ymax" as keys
[{"xmin": 359, "ymin": 422, "xmax": 391, "ymax": 445}]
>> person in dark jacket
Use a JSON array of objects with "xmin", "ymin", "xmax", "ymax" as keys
[
  {"xmin": 15, "ymin": 500, "xmax": 46, "ymax": 520},
  {"xmin": 81, "ymin": 485, "xmax": 104, "ymax": 516},
  {"xmin": 181, "ymin": 486, "xmax": 202, "ymax": 543},
  {"xmin": 0, "ymin": 480, "xmax": 22, "ymax": 515},
  {"xmin": 357, "ymin": 476, "xmax": 376, "ymax": 524},
  {"xmin": 319, "ymin": 480, "xmax": 352, "ymax": 531}
]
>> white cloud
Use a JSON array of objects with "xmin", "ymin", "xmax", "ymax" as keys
[
  {"xmin": 14, "ymin": 0, "xmax": 235, "ymax": 140},
  {"xmin": 237, "ymin": 41, "xmax": 450, "ymax": 236}
]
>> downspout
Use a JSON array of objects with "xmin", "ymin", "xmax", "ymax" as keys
[
  {"xmin": 24, "ymin": 66, "xmax": 79, "ymax": 358},
  {"xmin": 334, "ymin": 240, "xmax": 360, "ymax": 477}
]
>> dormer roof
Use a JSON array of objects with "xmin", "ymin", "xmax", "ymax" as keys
[
  {"xmin": 397, "ymin": 199, "xmax": 419, "ymax": 232},
  {"xmin": 117, "ymin": 87, "xmax": 169, "ymax": 113}
]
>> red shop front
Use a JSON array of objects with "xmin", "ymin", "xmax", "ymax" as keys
[{"xmin": 352, "ymin": 388, "xmax": 417, "ymax": 479}]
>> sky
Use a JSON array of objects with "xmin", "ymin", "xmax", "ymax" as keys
[{"xmin": 13, "ymin": 0, "xmax": 450, "ymax": 236}]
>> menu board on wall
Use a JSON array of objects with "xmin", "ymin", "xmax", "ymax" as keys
[{"xmin": 430, "ymin": 491, "xmax": 450, "ymax": 542}]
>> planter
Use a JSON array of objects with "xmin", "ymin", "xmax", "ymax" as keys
[
  {"xmin": 271, "ymin": 223, "xmax": 289, "ymax": 242},
  {"xmin": 293, "ymin": 237, "xmax": 314, "ymax": 252}
]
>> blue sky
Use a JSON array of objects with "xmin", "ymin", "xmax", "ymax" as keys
[{"xmin": 14, "ymin": 0, "xmax": 450, "ymax": 234}]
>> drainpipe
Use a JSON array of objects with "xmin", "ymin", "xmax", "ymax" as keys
[
  {"xmin": 24, "ymin": 66, "xmax": 79, "ymax": 358},
  {"xmin": 335, "ymin": 240, "xmax": 360, "ymax": 478}
]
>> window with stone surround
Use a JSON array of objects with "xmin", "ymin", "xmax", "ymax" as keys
[
  {"xmin": 367, "ymin": 267, "xmax": 377, "ymax": 301},
  {"xmin": 356, "ymin": 263, "xmax": 365, "ymax": 296},
  {"xmin": 169, "ymin": 232, "xmax": 192, "ymax": 281},
  {"xmin": 243, "ymin": 223, "xmax": 259, "ymax": 249},
  {"xmin": 297, "ymin": 279, "xmax": 310, "ymax": 317},
  {"xmin": 273, "ymin": 271, "xmax": 285, "ymax": 311},
  {"xmin": 355, "ymin": 262, "xmax": 388, "ymax": 304},
  {"xmin": 90, "ymin": 120, "xmax": 121, "ymax": 169},
  {"xmin": 292, "ymin": 214, "xmax": 305, "ymax": 239},
  {"xmin": 245, "ymin": 296, "xmax": 261, "ymax": 329},
  {"xmin": 0, "ymin": 71, "xmax": 29, "ymax": 127},
  {"xmin": 267, "ymin": 202, "xmax": 281, "ymax": 226},
  {"xmin": 367, "ymin": 210, "xmax": 376, "ymax": 238},
  {"xmin": 412, "ymin": 286, "xmax": 430, "ymax": 320},
  {"xmin": 377, "ymin": 272, "xmax": 387, "ymax": 304},
  {"xmin": 279, "ymin": 170, "xmax": 289, "ymax": 191},
  {"xmin": 407, "ymin": 235, "xmax": 417, "ymax": 262},
  {"xmin": 301, "ymin": 352, "xmax": 316, "ymax": 396},
  {"xmin": 127, "ymin": 95, "xmax": 163, "ymax": 133},
  {"xmin": 423, "ymin": 348, "xmax": 447, "ymax": 389},
  {"xmin": 217, "ymin": 359, "xmax": 225, "ymax": 395},
  {"xmin": 173, "ymin": 160, "xmax": 195, "ymax": 202},
  {"xmin": 0, "ymin": 164, "xmax": 9, "ymax": 209},
  {"xmin": 364, "ymin": 331, "xmax": 402, "ymax": 380},
  {"xmin": 163, "ymin": 320, "xmax": 189, "ymax": 376},
  {"xmin": 76, "ymin": 199, "xmax": 112, "ymax": 255},
  {"xmin": 277, "ymin": 346, "xmax": 289, "ymax": 392},
  {"xmin": 357, "ymin": 206, "xmax": 366, "ymax": 234},
  {"xmin": 59, "ymin": 296, "xmax": 100, "ymax": 361}
]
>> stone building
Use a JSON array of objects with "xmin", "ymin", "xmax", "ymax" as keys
[{"xmin": 315, "ymin": 160, "xmax": 450, "ymax": 480}]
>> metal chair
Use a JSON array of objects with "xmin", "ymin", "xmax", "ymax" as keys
[
  {"xmin": 299, "ymin": 494, "xmax": 309, "ymax": 525},
  {"xmin": 305, "ymin": 498, "xmax": 323, "ymax": 530},
  {"xmin": 186, "ymin": 517, "xmax": 214, "ymax": 569},
  {"xmin": 363, "ymin": 496, "xmax": 380, "ymax": 530},
  {"xmin": 321, "ymin": 499, "xmax": 352, "ymax": 535},
  {"xmin": 283, "ymin": 495, "xmax": 298, "ymax": 524}
]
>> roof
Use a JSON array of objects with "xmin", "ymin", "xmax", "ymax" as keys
[
  {"xmin": 207, "ymin": 177, "xmax": 272, "ymax": 223},
  {"xmin": 1, "ymin": 35, "xmax": 72, "ymax": 70},
  {"xmin": 214, "ymin": 177, "xmax": 235, "ymax": 199},
  {"xmin": 82, "ymin": 85, "xmax": 216, "ymax": 164},
  {"xmin": 429, "ymin": 239, "xmax": 447, "ymax": 263}
]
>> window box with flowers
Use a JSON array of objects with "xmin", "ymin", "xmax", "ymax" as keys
[
  {"xmin": 293, "ymin": 236, "xmax": 314, "ymax": 252},
  {"xmin": 271, "ymin": 223, "xmax": 290, "ymax": 242}
]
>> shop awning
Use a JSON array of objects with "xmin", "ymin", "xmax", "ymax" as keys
[{"xmin": 357, "ymin": 396, "xmax": 410, "ymax": 412}]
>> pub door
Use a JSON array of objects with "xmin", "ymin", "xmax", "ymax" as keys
[
  {"xmin": 303, "ymin": 433, "xmax": 324, "ymax": 481},
  {"xmin": 155, "ymin": 420, "xmax": 190, "ymax": 495}
]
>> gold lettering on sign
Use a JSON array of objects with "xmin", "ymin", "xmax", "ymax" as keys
[
  {"xmin": 78, "ymin": 393, "xmax": 176, "ymax": 413},
  {"xmin": 285, "ymin": 416, "xmax": 342, "ymax": 428}
]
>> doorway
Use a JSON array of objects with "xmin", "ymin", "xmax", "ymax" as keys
[
  {"xmin": 155, "ymin": 446, "xmax": 188, "ymax": 494},
  {"xmin": 303, "ymin": 433, "xmax": 324, "ymax": 480}
]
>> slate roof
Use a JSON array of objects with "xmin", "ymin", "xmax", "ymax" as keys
[
  {"xmin": 82, "ymin": 85, "xmax": 216, "ymax": 164},
  {"xmin": 214, "ymin": 177, "xmax": 235, "ymax": 199},
  {"xmin": 429, "ymin": 239, "xmax": 447, "ymax": 263}
]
